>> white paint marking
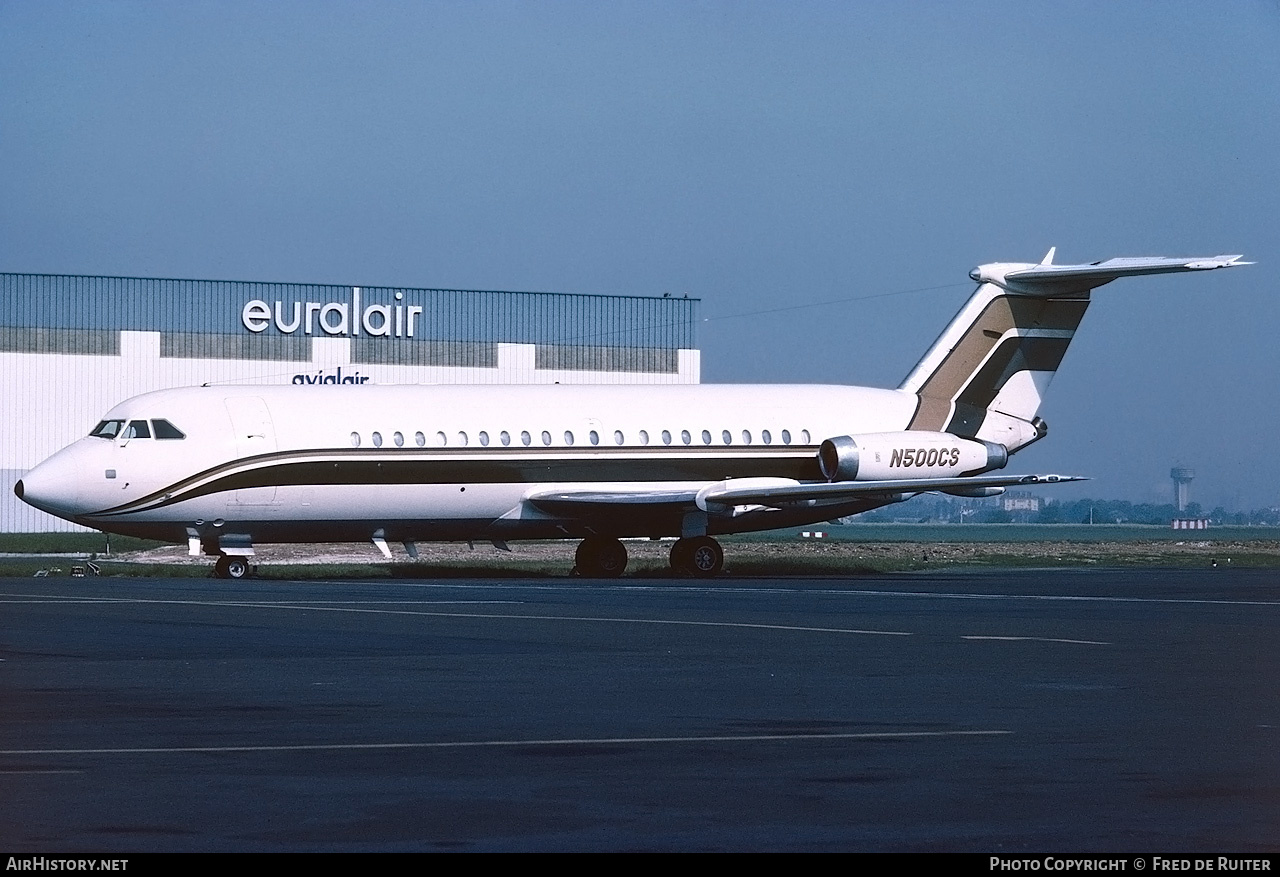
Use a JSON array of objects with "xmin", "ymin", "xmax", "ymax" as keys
[
  {"xmin": 11, "ymin": 583, "xmax": 1246, "ymax": 644},
  {"xmin": 0, "ymin": 593, "xmax": 912, "ymax": 637},
  {"xmin": 0, "ymin": 595, "xmax": 519, "ymax": 606},
  {"xmin": 962, "ymin": 635, "xmax": 1110, "ymax": 646},
  {"xmin": 187, "ymin": 579, "xmax": 1280, "ymax": 610},
  {"xmin": 0, "ymin": 729, "xmax": 1008, "ymax": 757},
  {"xmin": 815, "ymin": 588, "xmax": 1280, "ymax": 608}
]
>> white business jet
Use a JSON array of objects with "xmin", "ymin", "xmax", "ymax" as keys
[{"xmin": 15, "ymin": 251, "xmax": 1248, "ymax": 578}]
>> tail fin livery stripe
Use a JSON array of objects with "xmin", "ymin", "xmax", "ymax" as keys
[
  {"xmin": 905, "ymin": 291, "xmax": 1090, "ymax": 432},
  {"xmin": 945, "ymin": 335, "xmax": 1073, "ymax": 436},
  {"xmin": 953, "ymin": 334, "xmax": 1075, "ymax": 411}
]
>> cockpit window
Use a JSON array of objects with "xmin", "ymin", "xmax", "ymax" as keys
[
  {"xmin": 122, "ymin": 420, "xmax": 151, "ymax": 440},
  {"xmin": 152, "ymin": 419, "xmax": 186, "ymax": 440},
  {"xmin": 90, "ymin": 420, "xmax": 125, "ymax": 439}
]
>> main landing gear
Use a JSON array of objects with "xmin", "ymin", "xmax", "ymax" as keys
[
  {"xmin": 213, "ymin": 555, "xmax": 251, "ymax": 580},
  {"xmin": 669, "ymin": 536, "xmax": 724, "ymax": 578},
  {"xmin": 572, "ymin": 535, "xmax": 726, "ymax": 578},
  {"xmin": 575, "ymin": 536, "xmax": 629, "ymax": 578}
]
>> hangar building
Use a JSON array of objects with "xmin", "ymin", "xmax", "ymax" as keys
[{"xmin": 1, "ymin": 273, "xmax": 700, "ymax": 532}]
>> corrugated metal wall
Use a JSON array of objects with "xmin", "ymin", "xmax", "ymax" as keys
[{"xmin": 0, "ymin": 274, "xmax": 698, "ymax": 349}]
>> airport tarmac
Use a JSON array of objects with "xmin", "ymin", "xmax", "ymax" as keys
[{"xmin": 2, "ymin": 568, "xmax": 1279, "ymax": 852}]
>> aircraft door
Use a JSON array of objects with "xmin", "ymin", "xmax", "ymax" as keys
[
  {"xmin": 107, "ymin": 419, "xmax": 153, "ymax": 500},
  {"xmin": 225, "ymin": 397, "xmax": 278, "ymax": 504}
]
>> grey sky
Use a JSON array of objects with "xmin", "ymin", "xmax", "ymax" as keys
[{"xmin": 3, "ymin": 1, "xmax": 1277, "ymax": 509}]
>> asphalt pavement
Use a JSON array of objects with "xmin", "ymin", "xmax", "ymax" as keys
[{"xmin": 2, "ymin": 568, "xmax": 1279, "ymax": 851}]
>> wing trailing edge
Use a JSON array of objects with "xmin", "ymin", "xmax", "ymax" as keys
[{"xmin": 695, "ymin": 472, "xmax": 1084, "ymax": 510}]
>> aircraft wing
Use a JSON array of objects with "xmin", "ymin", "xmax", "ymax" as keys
[
  {"xmin": 696, "ymin": 472, "xmax": 1082, "ymax": 508},
  {"xmin": 526, "ymin": 473, "xmax": 1085, "ymax": 516}
]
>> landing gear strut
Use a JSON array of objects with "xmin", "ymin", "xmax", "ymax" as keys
[
  {"xmin": 213, "ymin": 555, "xmax": 251, "ymax": 580},
  {"xmin": 670, "ymin": 536, "xmax": 724, "ymax": 577},
  {"xmin": 575, "ymin": 536, "xmax": 628, "ymax": 578}
]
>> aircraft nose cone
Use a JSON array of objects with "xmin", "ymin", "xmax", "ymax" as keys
[{"xmin": 18, "ymin": 449, "xmax": 86, "ymax": 521}]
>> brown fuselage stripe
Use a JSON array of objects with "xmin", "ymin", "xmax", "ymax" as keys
[{"xmin": 92, "ymin": 448, "xmax": 824, "ymax": 517}]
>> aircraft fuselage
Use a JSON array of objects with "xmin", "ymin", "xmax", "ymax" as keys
[{"xmin": 18, "ymin": 382, "xmax": 917, "ymax": 545}]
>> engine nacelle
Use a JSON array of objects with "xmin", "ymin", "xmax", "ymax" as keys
[{"xmin": 818, "ymin": 431, "xmax": 1007, "ymax": 482}]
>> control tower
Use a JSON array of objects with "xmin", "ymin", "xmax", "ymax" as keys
[{"xmin": 1171, "ymin": 466, "xmax": 1195, "ymax": 513}]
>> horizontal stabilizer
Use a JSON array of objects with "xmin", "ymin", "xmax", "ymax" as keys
[{"xmin": 980, "ymin": 254, "xmax": 1250, "ymax": 295}]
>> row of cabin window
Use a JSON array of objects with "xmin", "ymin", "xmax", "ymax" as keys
[{"xmin": 349, "ymin": 428, "xmax": 813, "ymax": 449}]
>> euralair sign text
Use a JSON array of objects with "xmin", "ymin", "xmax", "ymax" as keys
[{"xmin": 241, "ymin": 288, "xmax": 424, "ymax": 338}]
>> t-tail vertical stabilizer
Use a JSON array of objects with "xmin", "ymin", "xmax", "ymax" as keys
[{"xmin": 899, "ymin": 251, "xmax": 1249, "ymax": 454}]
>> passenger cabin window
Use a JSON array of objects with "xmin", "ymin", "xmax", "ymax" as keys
[
  {"xmin": 152, "ymin": 419, "xmax": 186, "ymax": 440},
  {"xmin": 122, "ymin": 420, "xmax": 150, "ymax": 440},
  {"xmin": 90, "ymin": 420, "xmax": 125, "ymax": 439}
]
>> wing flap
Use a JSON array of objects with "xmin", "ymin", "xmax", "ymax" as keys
[{"xmin": 525, "ymin": 482, "xmax": 703, "ymax": 516}]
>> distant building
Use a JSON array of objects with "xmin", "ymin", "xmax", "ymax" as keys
[
  {"xmin": 1002, "ymin": 492, "xmax": 1041, "ymax": 513},
  {"xmin": 1172, "ymin": 519, "xmax": 1209, "ymax": 530}
]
